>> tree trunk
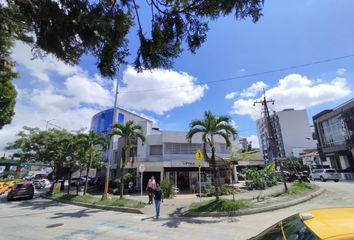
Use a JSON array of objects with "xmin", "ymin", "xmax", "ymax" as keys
[
  {"xmin": 120, "ymin": 165, "xmax": 124, "ymax": 199},
  {"xmin": 76, "ymin": 165, "xmax": 82, "ymax": 195},
  {"xmin": 67, "ymin": 169, "xmax": 72, "ymax": 195},
  {"xmin": 211, "ymin": 147, "xmax": 219, "ymax": 201},
  {"xmin": 84, "ymin": 145, "xmax": 92, "ymax": 195}
]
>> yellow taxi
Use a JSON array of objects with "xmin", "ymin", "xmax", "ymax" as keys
[
  {"xmin": 5, "ymin": 180, "xmax": 16, "ymax": 190},
  {"xmin": 251, "ymin": 208, "xmax": 354, "ymax": 240},
  {"xmin": 0, "ymin": 182, "xmax": 7, "ymax": 195}
]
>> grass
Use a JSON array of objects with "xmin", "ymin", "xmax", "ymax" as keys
[
  {"xmin": 270, "ymin": 181, "xmax": 313, "ymax": 197},
  {"xmin": 189, "ymin": 199, "xmax": 253, "ymax": 212},
  {"xmin": 49, "ymin": 193, "xmax": 145, "ymax": 209}
]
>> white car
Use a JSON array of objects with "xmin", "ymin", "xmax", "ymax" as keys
[
  {"xmin": 310, "ymin": 169, "xmax": 340, "ymax": 182},
  {"xmin": 32, "ymin": 179, "xmax": 51, "ymax": 189}
]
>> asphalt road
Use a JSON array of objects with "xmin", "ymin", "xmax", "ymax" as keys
[{"xmin": 1, "ymin": 181, "xmax": 354, "ymax": 240}]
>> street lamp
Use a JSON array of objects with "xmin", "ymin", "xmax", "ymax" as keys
[
  {"xmin": 102, "ymin": 66, "xmax": 120, "ymax": 200},
  {"xmin": 43, "ymin": 119, "xmax": 56, "ymax": 130}
]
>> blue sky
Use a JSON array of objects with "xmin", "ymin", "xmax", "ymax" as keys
[{"xmin": 1, "ymin": 0, "xmax": 354, "ymax": 150}]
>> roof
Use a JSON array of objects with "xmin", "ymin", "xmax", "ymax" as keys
[{"xmin": 302, "ymin": 208, "xmax": 354, "ymax": 239}]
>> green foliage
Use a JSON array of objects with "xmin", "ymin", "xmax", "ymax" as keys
[
  {"xmin": 189, "ymin": 199, "xmax": 253, "ymax": 212},
  {"xmin": 160, "ymin": 179, "xmax": 174, "ymax": 199},
  {"xmin": 0, "ymin": 80, "xmax": 17, "ymax": 129},
  {"xmin": 123, "ymin": 172, "xmax": 135, "ymax": 187},
  {"xmin": 244, "ymin": 168, "xmax": 281, "ymax": 190},
  {"xmin": 2, "ymin": 1, "xmax": 263, "ymax": 77},
  {"xmin": 1, "ymin": 171, "xmax": 19, "ymax": 179},
  {"xmin": 203, "ymin": 184, "xmax": 241, "ymax": 197}
]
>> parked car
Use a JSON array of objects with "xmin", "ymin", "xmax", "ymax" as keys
[
  {"xmin": 70, "ymin": 177, "xmax": 87, "ymax": 186},
  {"xmin": 310, "ymin": 168, "xmax": 340, "ymax": 182},
  {"xmin": 7, "ymin": 182, "xmax": 34, "ymax": 201},
  {"xmin": 32, "ymin": 178, "xmax": 51, "ymax": 189},
  {"xmin": 249, "ymin": 208, "xmax": 354, "ymax": 239}
]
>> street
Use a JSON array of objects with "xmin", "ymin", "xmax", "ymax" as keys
[{"xmin": 1, "ymin": 181, "xmax": 354, "ymax": 240}]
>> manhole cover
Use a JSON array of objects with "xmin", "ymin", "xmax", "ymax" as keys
[{"xmin": 46, "ymin": 223, "xmax": 64, "ymax": 228}]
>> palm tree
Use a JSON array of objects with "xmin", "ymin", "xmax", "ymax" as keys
[
  {"xmin": 77, "ymin": 131, "xmax": 106, "ymax": 195},
  {"xmin": 186, "ymin": 111, "xmax": 237, "ymax": 201},
  {"xmin": 110, "ymin": 121, "xmax": 146, "ymax": 199}
]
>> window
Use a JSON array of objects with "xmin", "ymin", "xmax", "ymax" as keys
[
  {"xmin": 255, "ymin": 214, "xmax": 319, "ymax": 240},
  {"xmin": 150, "ymin": 145, "xmax": 162, "ymax": 155}
]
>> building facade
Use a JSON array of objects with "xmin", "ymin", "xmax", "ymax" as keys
[
  {"xmin": 257, "ymin": 109, "xmax": 316, "ymax": 162},
  {"xmin": 91, "ymin": 108, "xmax": 237, "ymax": 192},
  {"xmin": 313, "ymin": 98, "xmax": 354, "ymax": 175}
]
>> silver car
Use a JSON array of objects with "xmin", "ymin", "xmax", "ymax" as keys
[{"xmin": 310, "ymin": 168, "xmax": 340, "ymax": 182}]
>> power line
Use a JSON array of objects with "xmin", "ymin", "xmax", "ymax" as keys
[{"xmin": 119, "ymin": 53, "xmax": 354, "ymax": 94}]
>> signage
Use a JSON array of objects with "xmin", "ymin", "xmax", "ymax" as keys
[
  {"xmin": 139, "ymin": 164, "xmax": 145, "ymax": 172},
  {"xmin": 195, "ymin": 149, "xmax": 203, "ymax": 168}
]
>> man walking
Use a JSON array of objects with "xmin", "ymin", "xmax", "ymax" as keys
[
  {"xmin": 146, "ymin": 176, "xmax": 156, "ymax": 204},
  {"xmin": 154, "ymin": 183, "xmax": 163, "ymax": 219}
]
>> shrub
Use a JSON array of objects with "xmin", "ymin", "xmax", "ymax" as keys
[
  {"xmin": 244, "ymin": 168, "xmax": 280, "ymax": 190},
  {"xmin": 123, "ymin": 172, "xmax": 135, "ymax": 188},
  {"xmin": 160, "ymin": 179, "xmax": 174, "ymax": 199}
]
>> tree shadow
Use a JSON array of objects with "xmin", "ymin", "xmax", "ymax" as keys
[
  {"xmin": 160, "ymin": 207, "xmax": 225, "ymax": 228},
  {"xmin": 50, "ymin": 208, "xmax": 102, "ymax": 219},
  {"xmin": 11, "ymin": 197, "xmax": 64, "ymax": 210}
]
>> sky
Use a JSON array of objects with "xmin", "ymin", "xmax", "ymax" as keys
[{"xmin": 1, "ymin": 0, "xmax": 354, "ymax": 150}]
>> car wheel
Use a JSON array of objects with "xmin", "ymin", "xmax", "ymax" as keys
[
  {"xmin": 320, "ymin": 176, "xmax": 326, "ymax": 182},
  {"xmin": 7, "ymin": 197, "xmax": 13, "ymax": 201},
  {"xmin": 334, "ymin": 179, "xmax": 339, "ymax": 182}
]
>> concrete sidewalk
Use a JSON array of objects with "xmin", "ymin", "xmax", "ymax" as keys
[{"xmin": 125, "ymin": 183, "xmax": 291, "ymax": 217}]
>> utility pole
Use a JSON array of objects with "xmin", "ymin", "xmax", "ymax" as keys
[
  {"xmin": 254, "ymin": 89, "xmax": 288, "ymax": 191},
  {"xmin": 102, "ymin": 67, "xmax": 120, "ymax": 200}
]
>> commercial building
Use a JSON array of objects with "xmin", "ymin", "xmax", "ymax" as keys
[
  {"xmin": 256, "ymin": 109, "xmax": 316, "ymax": 162},
  {"xmin": 91, "ymin": 108, "xmax": 238, "ymax": 192},
  {"xmin": 312, "ymin": 98, "xmax": 354, "ymax": 178}
]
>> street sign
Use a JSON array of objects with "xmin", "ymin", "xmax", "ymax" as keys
[
  {"xmin": 139, "ymin": 164, "xmax": 145, "ymax": 172},
  {"xmin": 195, "ymin": 149, "xmax": 203, "ymax": 168}
]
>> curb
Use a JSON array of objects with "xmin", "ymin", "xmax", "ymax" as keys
[
  {"xmin": 41, "ymin": 194, "xmax": 144, "ymax": 214},
  {"xmin": 184, "ymin": 187, "xmax": 325, "ymax": 217}
]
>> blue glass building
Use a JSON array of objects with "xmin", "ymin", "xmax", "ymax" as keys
[{"xmin": 90, "ymin": 108, "xmax": 125, "ymax": 135}]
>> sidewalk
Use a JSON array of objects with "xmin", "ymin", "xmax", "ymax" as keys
[{"xmin": 125, "ymin": 183, "xmax": 290, "ymax": 217}]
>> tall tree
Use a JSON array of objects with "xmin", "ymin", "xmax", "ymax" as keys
[
  {"xmin": 186, "ymin": 111, "xmax": 237, "ymax": 200},
  {"xmin": 110, "ymin": 121, "xmax": 145, "ymax": 199},
  {"xmin": 77, "ymin": 131, "xmax": 107, "ymax": 195},
  {"xmin": 1, "ymin": 0, "xmax": 264, "ymax": 77}
]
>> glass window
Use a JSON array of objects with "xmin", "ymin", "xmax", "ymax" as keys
[
  {"xmin": 150, "ymin": 145, "xmax": 162, "ymax": 155},
  {"xmin": 254, "ymin": 214, "xmax": 319, "ymax": 240}
]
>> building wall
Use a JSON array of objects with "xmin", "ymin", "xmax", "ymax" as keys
[
  {"xmin": 277, "ymin": 109, "xmax": 316, "ymax": 156},
  {"xmin": 313, "ymin": 98, "xmax": 354, "ymax": 172}
]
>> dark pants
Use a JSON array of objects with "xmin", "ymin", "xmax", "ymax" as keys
[{"xmin": 147, "ymin": 188, "xmax": 154, "ymax": 204}]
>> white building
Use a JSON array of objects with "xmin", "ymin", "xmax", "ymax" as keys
[
  {"xmin": 91, "ymin": 108, "xmax": 238, "ymax": 192},
  {"xmin": 256, "ymin": 109, "xmax": 316, "ymax": 162}
]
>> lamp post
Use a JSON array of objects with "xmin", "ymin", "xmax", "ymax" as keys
[
  {"xmin": 43, "ymin": 119, "xmax": 56, "ymax": 130},
  {"xmin": 102, "ymin": 67, "xmax": 120, "ymax": 200}
]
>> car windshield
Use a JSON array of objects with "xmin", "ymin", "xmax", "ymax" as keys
[
  {"xmin": 253, "ymin": 214, "xmax": 319, "ymax": 240},
  {"xmin": 325, "ymin": 170, "xmax": 336, "ymax": 173}
]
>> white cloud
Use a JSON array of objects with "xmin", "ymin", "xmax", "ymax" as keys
[
  {"xmin": 240, "ymin": 81, "xmax": 268, "ymax": 97},
  {"xmin": 231, "ymin": 74, "xmax": 352, "ymax": 120},
  {"xmin": 12, "ymin": 41, "xmax": 82, "ymax": 82},
  {"xmin": 245, "ymin": 135, "xmax": 259, "ymax": 148},
  {"xmin": 225, "ymin": 92, "xmax": 237, "ymax": 100},
  {"xmin": 64, "ymin": 74, "xmax": 113, "ymax": 107},
  {"xmin": 118, "ymin": 66, "xmax": 208, "ymax": 115},
  {"xmin": 239, "ymin": 68, "xmax": 246, "ymax": 72},
  {"xmin": 166, "ymin": 114, "xmax": 171, "ymax": 118},
  {"xmin": 336, "ymin": 68, "xmax": 347, "ymax": 76}
]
